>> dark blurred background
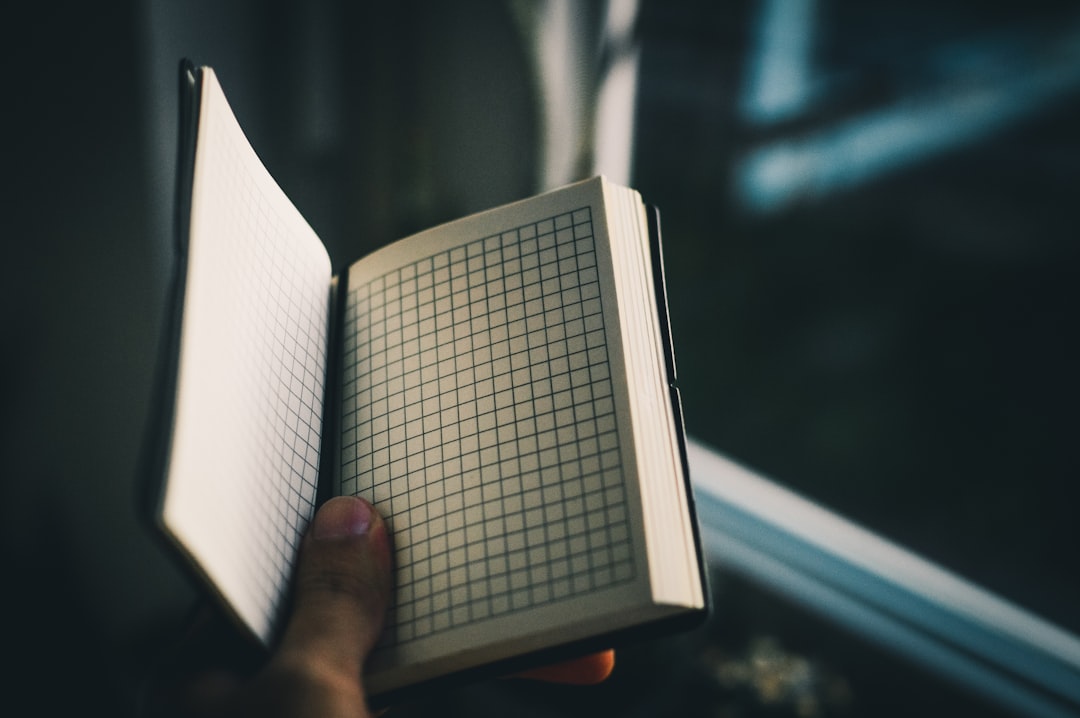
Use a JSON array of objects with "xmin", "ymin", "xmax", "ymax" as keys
[{"xmin": 4, "ymin": 0, "xmax": 1079, "ymax": 715}]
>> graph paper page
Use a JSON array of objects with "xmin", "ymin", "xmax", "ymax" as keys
[
  {"xmin": 341, "ymin": 180, "xmax": 663, "ymax": 690},
  {"xmin": 161, "ymin": 68, "xmax": 332, "ymax": 644}
]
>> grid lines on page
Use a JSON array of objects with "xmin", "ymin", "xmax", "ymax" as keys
[
  {"xmin": 197, "ymin": 98, "xmax": 327, "ymax": 632},
  {"xmin": 341, "ymin": 208, "xmax": 635, "ymax": 647}
]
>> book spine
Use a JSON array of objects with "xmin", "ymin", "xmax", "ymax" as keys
[{"xmin": 317, "ymin": 272, "xmax": 348, "ymax": 504}]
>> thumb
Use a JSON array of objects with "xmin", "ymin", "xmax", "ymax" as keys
[{"xmin": 274, "ymin": 496, "xmax": 393, "ymax": 682}]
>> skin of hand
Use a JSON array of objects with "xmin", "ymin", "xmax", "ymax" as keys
[{"xmin": 159, "ymin": 496, "xmax": 613, "ymax": 717}]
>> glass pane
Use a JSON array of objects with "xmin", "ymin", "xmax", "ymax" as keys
[{"xmin": 634, "ymin": 0, "xmax": 1080, "ymax": 639}]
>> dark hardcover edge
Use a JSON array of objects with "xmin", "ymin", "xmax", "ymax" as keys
[
  {"xmin": 647, "ymin": 206, "xmax": 677, "ymax": 384},
  {"xmin": 317, "ymin": 272, "xmax": 348, "ymax": 507},
  {"xmin": 646, "ymin": 204, "xmax": 712, "ymax": 620},
  {"xmin": 369, "ymin": 202, "xmax": 711, "ymax": 708},
  {"xmin": 138, "ymin": 59, "xmax": 201, "ymax": 536}
]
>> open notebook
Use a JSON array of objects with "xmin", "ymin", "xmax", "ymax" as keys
[{"xmin": 149, "ymin": 62, "xmax": 707, "ymax": 701}]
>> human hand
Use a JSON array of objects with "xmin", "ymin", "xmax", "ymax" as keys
[{"xmin": 156, "ymin": 496, "xmax": 612, "ymax": 716}]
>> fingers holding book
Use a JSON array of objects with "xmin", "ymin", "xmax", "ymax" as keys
[
  {"xmin": 282, "ymin": 498, "xmax": 614, "ymax": 695},
  {"xmin": 150, "ymin": 497, "xmax": 612, "ymax": 716}
]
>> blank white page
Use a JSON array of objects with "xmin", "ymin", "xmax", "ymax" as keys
[{"xmin": 160, "ymin": 68, "xmax": 332, "ymax": 644}]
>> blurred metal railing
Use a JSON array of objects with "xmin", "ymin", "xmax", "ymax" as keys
[{"xmin": 689, "ymin": 438, "xmax": 1080, "ymax": 717}]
